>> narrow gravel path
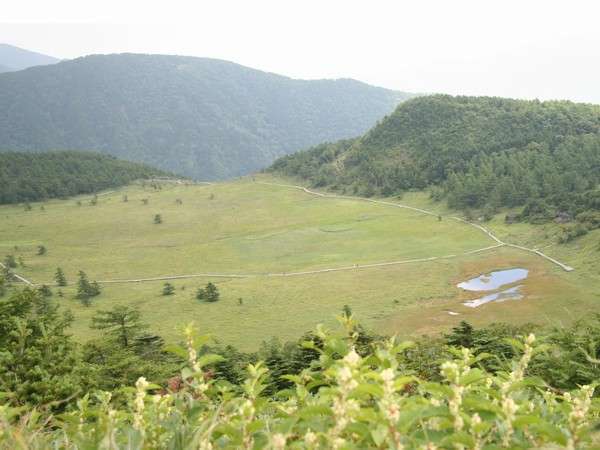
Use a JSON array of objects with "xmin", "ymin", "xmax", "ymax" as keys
[
  {"xmin": 8, "ymin": 179, "xmax": 573, "ymax": 287},
  {"xmin": 0, "ymin": 261, "xmax": 34, "ymax": 286},
  {"xmin": 259, "ymin": 181, "xmax": 574, "ymax": 272}
]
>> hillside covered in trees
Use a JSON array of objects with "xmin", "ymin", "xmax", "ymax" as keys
[
  {"xmin": 270, "ymin": 95, "xmax": 600, "ymax": 223},
  {"xmin": 0, "ymin": 53, "xmax": 411, "ymax": 179},
  {"xmin": 0, "ymin": 151, "xmax": 168, "ymax": 204}
]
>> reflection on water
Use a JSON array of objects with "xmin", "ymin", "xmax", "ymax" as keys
[
  {"xmin": 463, "ymin": 285, "xmax": 523, "ymax": 308},
  {"xmin": 457, "ymin": 268, "xmax": 528, "ymax": 292}
]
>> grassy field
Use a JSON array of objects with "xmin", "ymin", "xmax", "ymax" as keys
[{"xmin": 1, "ymin": 175, "xmax": 599, "ymax": 350}]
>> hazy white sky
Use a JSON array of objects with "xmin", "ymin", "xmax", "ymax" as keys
[{"xmin": 2, "ymin": 0, "xmax": 599, "ymax": 103}]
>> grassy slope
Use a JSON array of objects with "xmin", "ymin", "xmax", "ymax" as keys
[{"xmin": 1, "ymin": 175, "xmax": 598, "ymax": 350}]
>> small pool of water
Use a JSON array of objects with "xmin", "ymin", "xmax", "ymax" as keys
[
  {"xmin": 457, "ymin": 268, "xmax": 528, "ymax": 292},
  {"xmin": 463, "ymin": 285, "xmax": 523, "ymax": 308}
]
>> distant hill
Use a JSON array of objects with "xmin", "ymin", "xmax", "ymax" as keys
[
  {"xmin": 271, "ymin": 95, "xmax": 600, "ymax": 222},
  {"xmin": 0, "ymin": 53, "xmax": 412, "ymax": 179},
  {"xmin": 0, "ymin": 44, "xmax": 60, "ymax": 72},
  {"xmin": 0, "ymin": 151, "xmax": 169, "ymax": 204}
]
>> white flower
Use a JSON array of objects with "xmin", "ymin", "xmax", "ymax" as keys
[
  {"xmin": 271, "ymin": 433, "xmax": 287, "ymax": 450},
  {"xmin": 380, "ymin": 368, "xmax": 395, "ymax": 383},
  {"xmin": 344, "ymin": 348, "xmax": 361, "ymax": 367},
  {"xmin": 304, "ymin": 430, "xmax": 318, "ymax": 446}
]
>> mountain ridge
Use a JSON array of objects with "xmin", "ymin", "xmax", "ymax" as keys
[
  {"xmin": 270, "ymin": 94, "xmax": 600, "ymax": 222},
  {"xmin": 0, "ymin": 43, "xmax": 60, "ymax": 71},
  {"xmin": 0, "ymin": 53, "xmax": 412, "ymax": 179}
]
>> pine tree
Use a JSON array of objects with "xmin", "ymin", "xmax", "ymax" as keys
[
  {"xmin": 91, "ymin": 305, "xmax": 147, "ymax": 348},
  {"xmin": 54, "ymin": 267, "xmax": 67, "ymax": 286},
  {"xmin": 77, "ymin": 271, "xmax": 101, "ymax": 303},
  {"xmin": 162, "ymin": 282, "xmax": 175, "ymax": 296},
  {"xmin": 37, "ymin": 285, "xmax": 53, "ymax": 297},
  {"xmin": 204, "ymin": 282, "xmax": 220, "ymax": 302},
  {"xmin": 4, "ymin": 255, "xmax": 17, "ymax": 268}
]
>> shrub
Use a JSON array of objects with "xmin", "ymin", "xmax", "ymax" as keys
[{"xmin": 1, "ymin": 316, "xmax": 599, "ymax": 448}]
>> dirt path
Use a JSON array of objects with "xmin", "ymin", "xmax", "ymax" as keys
[
  {"xmin": 258, "ymin": 181, "xmax": 574, "ymax": 272},
  {"xmin": 0, "ymin": 261, "xmax": 34, "ymax": 286},
  {"xmin": 11, "ymin": 179, "xmax": 573, "ymax": 287}
]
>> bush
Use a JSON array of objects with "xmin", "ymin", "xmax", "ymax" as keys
[
  {"xmin": 196, "ymin": 282, "xmax": 219, "ymax": 302},
  {"xmin": 2, "ymin": 316, "xmax": 598, "ymax": 448},
  {"xmin": 162, "ymin": 282, "xmax": 175, "ymax": 296}
]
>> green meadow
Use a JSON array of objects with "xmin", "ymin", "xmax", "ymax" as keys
[{"xmin": 1, "ymin": 175, "xmax": 598, "ymax": 350}]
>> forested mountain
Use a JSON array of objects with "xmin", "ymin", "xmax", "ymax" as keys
[
  {"xmin": 271, "ymin": 95, "xmax": 600, "ymax": 222},
  {"xmin": 0, "ymin": 43, "xmax": 60, "ymax": 72},
  {"xmin": 0, "ymin": 151, "xmax": 168, "ymax": 204},
  {"xmin": 0, "ymin": 54, "xmax": 410, "ymax": 179}
]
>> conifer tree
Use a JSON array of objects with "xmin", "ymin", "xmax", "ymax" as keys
[
  {"xmin": 162, "ymin": 282, "xmax": 175, "ymax": 296},
  {"xmin": 54, "ymin": 267, "xmax": 67, "ymax": 286}
]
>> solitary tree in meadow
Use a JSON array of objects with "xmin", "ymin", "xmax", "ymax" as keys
[
  {"xmin": 162, "ymin": 282, "xmax": 175, "ymax": 296},
  {"xmin": 197, "ymin": 282, "xmax": 219, "ymax": 302},
  {"xmin": 77, "ymin": 270, "xmax": 101, "ymax": 303},
  {"xmin": 342, "ymin": 304, "xmax": 353, "ymax": 318},
  {"xmin": 37, "ymin": 245, "xmax": 47, "ymax": 256},
  {"xmin": 154, "ymin": 214, "xmax": 162, "ymax": 224},
  {"xmin": 54, "ymin": 267, "xmax": 67, "ymax": 287}
]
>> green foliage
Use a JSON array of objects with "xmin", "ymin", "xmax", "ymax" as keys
[
  {"xmin": 0, "ymin": 289, "xmax": 88, "ymax": 411},
  {"xmin": 0, "ymin": 54, "xmax": 411, "ymax": 179},
  {"xmin": 153, "ymin": 213, "xmax": 162, "ymax": 224},
  {"xmin": 271, "ymin": 95, "xmax": 600, "ymax": 225},
  {"xmin": 91, "ymin": 306, "xmax": 148, "ymax": 348},
  {"xmin": 76, "ymin": 270, "xmax": 101, "ymax": 304},
  {"xmin": 196, "ymin": 282, "xmax": 219, "ymax": 302},
  {"xmin": 36, "ymin": 245, "xmax": 47, "ymax": 256},
  {"xmin": 0, "ymin": 151, "xmax": 168, "ymax": 205},
  {"xmin": 2, "ymin": 316, "xmax": 599, "ymax": 448},
  {"xmin": 162, "ymin": 282, "xmax": 175, "ymax": 296},
  {"xmin": 3, "ymin": 254, "xmax": 17, "ymax": 268},
  {"xmin": 36, "ymin": 284, "xmax": 52, "ymax": 297},
  {"xmin": 54, "ymin": 267, "xmax": 67, "ymax": 286}
]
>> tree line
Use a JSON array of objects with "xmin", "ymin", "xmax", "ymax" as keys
[
  {"xmin": 270, "ymin": 95, "xmax": 600, "ymax": 229},
  {"xmin": 0, "ymin": 150, "xmax": 168, "ymax": 204}
]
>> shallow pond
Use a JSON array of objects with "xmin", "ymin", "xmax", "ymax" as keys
[
  {"xmin": 463, "ymin": 285, "xmax": 523, "ymax": 308},
  {"xmin": 457, "ymin": 268, "xmax": 528, "ymax": 292}
]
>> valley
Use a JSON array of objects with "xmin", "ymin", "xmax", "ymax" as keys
[{"xmin": 2, "ymin": 175, "xmax": 597, "ymax": 350}]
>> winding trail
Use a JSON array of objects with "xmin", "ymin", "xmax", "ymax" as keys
[
  {"xmin": 0, "ymin": 261, "xmax": 34, "ymax": 286},
  {"xmin": 8, "ymin": 180, "xmax": 573, "ymax": 287},
  {"xmin": 257, "ymin": 181, "xmax": 574, "ymax": 272}
]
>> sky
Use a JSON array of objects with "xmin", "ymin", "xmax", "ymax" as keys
[{"xmin": 1, "ymin": 0, "xmax": 599, "ymax": 103}]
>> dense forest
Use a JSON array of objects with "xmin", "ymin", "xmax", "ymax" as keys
[
  {"xmin": 1, "ymin": 286, "xmax": 599, "ymax": 447},
  {"xmin": 0, "ymin": 53, "xmax": 412, "ymax": 179},
  {"xmin": 270, "ymin": 95, "xmax": 600, "ymax": 227},
  {"xmin": 0, "ymin": 151, "xmax": 168, "ymax": 204}
]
